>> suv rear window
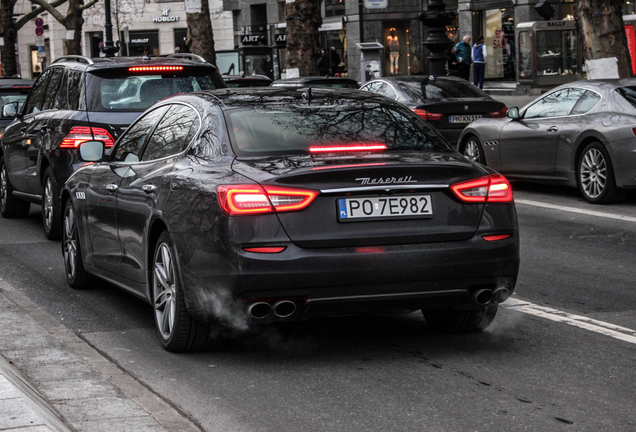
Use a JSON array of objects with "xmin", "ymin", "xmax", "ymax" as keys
[
  {"xmin": 224, "ymin": 103, "xmax": 450, "ymax": 156},
  {"xmin": 86, "ymin": 66, "xmax": 223, "ymax": 112}
]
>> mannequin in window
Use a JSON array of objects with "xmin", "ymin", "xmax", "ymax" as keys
[{"xmin": 387, "ymin": 28, "xmax": 400, "ymax": 75}]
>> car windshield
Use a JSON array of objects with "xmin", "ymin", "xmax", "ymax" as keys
[
  {"xmin": 86, "ymin": 67, "xmax": 222, "ymax": 112},
  {"xmin": 397, "ymin": 80, "xmax": 488, "ymax": 102},
  {"xmin": 616, "ymin": 86, "xmax": 636, "ymax": 109},
  {"xmin": 224, "ymin": 102, "xmax": 451, "ymax": 156}
]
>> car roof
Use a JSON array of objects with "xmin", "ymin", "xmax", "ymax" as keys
[
  {"xmin": 0, "ymin": 76, "xmax": 34, "ymax": 88},
  {"xmin": 223, "ymin": 74, "xmax": 272, "ymax": 81},
  {"xmin": 272, "ymin": 76, "xmax": 358, "ymax": 85},
  {"xmin": 48, "ymin": 54, "xmax": 219, "ymax": 73}
]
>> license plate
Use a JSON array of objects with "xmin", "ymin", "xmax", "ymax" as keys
[
  {"xmin": 338, "ymin": 195, "xmax": 433, "ymax": 221},
  {"xmin": 449, "ymin": 114, "xmax": 482, "ymax": 124}
]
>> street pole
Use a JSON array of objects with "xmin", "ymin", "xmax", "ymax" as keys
[
  {"xmin": 359, "ymin": 0, "xmax": 364, "ymax": 43},
  {"xmin": 419, "ymin": 0, "xmax": 456, "ymax": 76},
  {"xmin": 101, "ymin": 0, "xmax": 119, "ymax": 57}
]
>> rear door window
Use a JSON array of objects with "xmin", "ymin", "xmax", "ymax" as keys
[
  {"xmin": 67, "ymin": 70, "xmax": 84, "ymax": 110},
  {"xmin": 24, "ymin": 69, "xmax": 52, "ymax": 114},
  {"xmin": 112, "ymin": 106, "xmax": 169, "ymax": 162},
  {"xmin": 141, "ymin": 104, "xmax": 199, "ymax": 161},
  {"xmin": 42, "ymin": 68, "xmax": 65, "ymax": 111}
]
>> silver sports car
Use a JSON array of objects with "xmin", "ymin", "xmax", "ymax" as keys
[{"xmin": 458, "ymin": 79, "xmax": 636, "ymax": 203}]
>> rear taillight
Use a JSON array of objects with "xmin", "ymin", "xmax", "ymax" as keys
[
  {"xmin": 490, "ymin": 107, "xmax": 509, "ymax": 118},
  {"xmin": 309, "ymin": 144, "xmax": 387, "ymax": 153},
  {"xmin": 412, "ymin": 109, "xmax": 443, "ymax": 122},
  {"xmin": 60, "ymin": 126, "xmax": 115, "ymax": 149},
  {"xmin": 217, "ymin": 184, "xmax": 319, "ymax": 215},
  {"xmin": 450, "ymin": 174, "xmax": 513, "ymax": 203}
]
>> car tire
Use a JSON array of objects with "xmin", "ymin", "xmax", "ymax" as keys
[
  {"xmin": 152, "ymin": 231, "xmax": 218, "ymax": 352},
  {"xmin": 577, "ymin": 142, "xmax": 625, "ymax": 204},
  {"xmin": 62, "ymin": 200, "xmax": 91, "ymax": 289},
  {"xmin": 461, "ymin": 135, "xmax": 486, "ymax": 165},
  {"xmin": 422, "ymin": 303, "xmax": 498, "ymax": 333},
  {"xmin": 42, "ymin": 168, "xmax": 62, "ymax": 240},
  {"xmin": 0, "ymin": 156, "xmax": 31, "ymax": 218}
]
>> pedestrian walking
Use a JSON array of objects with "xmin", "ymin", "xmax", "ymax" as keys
[
  {"xmin": 454, "ymin": 35, "xmax": 472, "ymax": 81},
  {"xmin": 318, "ymin": 49, "xmax": 330, "ymax": 76},
  {"xmin": 473, "ymin": 35, "xmax": 487, "ymax": 89}
]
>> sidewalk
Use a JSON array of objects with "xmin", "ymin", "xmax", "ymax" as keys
[{"xmin": 0, "ymin": 279, "xmax": 202, "ymax": 432}]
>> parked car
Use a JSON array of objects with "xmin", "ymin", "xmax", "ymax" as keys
[
  {"xmin": 223, "ymin": 74, "xmax": 273, "ymax": 87},
  {"xmin": 271, "ymin": 76, "xmax": 359, "ymax": 89},
  {"xmin": 0, "ymin": 76, "xmax": 33, "ymax": 133},
  {"xmin": 61, "ymin": 87, "xmax": 519, "ymax": 352},
  {"xmin": 458, "ymin": 79, "xmax": 636, "ymax": 204},
  {"xmin": 359, "ymin": 76, "xmax": 508, "ymax": 145},
  {"xmin": 0, "ymin": 54, "xmax": 226, "ymax": 239}
]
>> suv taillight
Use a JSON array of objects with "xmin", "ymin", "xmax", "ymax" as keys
[
  {"xmin": 60, "ymin": 126, "xmax": 115, "ymax": 149},
  {"xmin": 217, "ymin": 184, "xmax": 320, "ymax": 215},
  {"xmin": 450, "ymin": 174, "xmax": 513, "ymax": 203}
]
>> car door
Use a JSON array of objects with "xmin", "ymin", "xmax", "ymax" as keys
[
  {"xmin": 116, "ymin": 104, "xmax": 200, "ymax": 283},
  {"xmin": 85, "ymin": 105, "xmax": 169, "ymax": 276},
  {"xmin": 2, "ymin": 69, "xmax": 51, "ymax": 193},
  {"xmin": 498, "ymin": 87, "xmax": 586, "ymax": 175}
]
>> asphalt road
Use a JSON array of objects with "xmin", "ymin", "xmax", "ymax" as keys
[{"xmin": 0, "ymin": 183, "xmax": 635, "ymax": 432}]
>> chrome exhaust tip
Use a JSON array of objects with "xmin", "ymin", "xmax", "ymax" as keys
[
  {"xmin": 493, "ymin": 287, "xmax": 511, "ymax": 303},
  {"xmin": 248, "ymin": 302, "xmax": 272, "ymax": 319},
  {"xmin": 273, "ymin": 301, "xmax": 296, "ymax": 318},
  {"xmin": 471, "ymin": 288, "xmax": 494, "ymax": 306}
]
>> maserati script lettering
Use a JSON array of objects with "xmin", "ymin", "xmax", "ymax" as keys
[{"xmin": 355, "ymin": 176, "xmax": 417, "ymax": 185}]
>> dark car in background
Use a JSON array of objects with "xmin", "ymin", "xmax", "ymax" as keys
[
  {"xmin": 271, "ymin": 76, "xmax": 359, "ymax": 89},
  {"xmin": 458, "ymin": 79, "xmax": 636, "ymax": 204},
  {"xmin": 360, "ymin": 76, "xmax": 508, "ymax": 145},
  {"xmin": 61, "ymin": 87, "xmax": 519, "ymax": 352},
  {"xmin": 0, "ymin": 54, "xmax": 225, "ymax": 240},
  {"xmin": 223, "ymin": 74, "xmax": 273, "ymax": 87},
  {"xmin": 0, "ymin": 76, "xmax": 33, "ymax": 133}
]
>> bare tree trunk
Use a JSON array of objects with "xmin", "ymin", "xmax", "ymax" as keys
[
  {"xmin": 285, "ymin": 0, "xmax": 322, "ymax": 76},
  {"xmin": 575, "ymin": 0, "xmax": 632, "ymax": 77},
  {"xmin": 186, "ymin": 0, "xmax": 216, "ymax": 63},
  {"xmin": 0, "ymin": 0, "xmax": 18, "ymax": 76},
  {"xmin": 64, "ymin": 0, "xmax": 84, "ymax": 55}
]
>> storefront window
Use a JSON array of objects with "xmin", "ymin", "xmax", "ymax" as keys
[
  {"xmin": 383, "ymin": 22, "xmax": 410, "ymax": 76},
  {"xmin": 245, "ymin": 53, "xmax": 274, "ymax": 78},
  {"xmin": 216, "ymin": 52, "xmax": 240, "ymax": 75},
  {"xmin": 483, "ymin": 8, "xmax": 514, "ymax": 80},
  {"xmin": 519, "ymin": 31, "xmax": 532, "ymax": 79},
  {"xmin": 320, "ymin": 30, "xmax": 347, "ymax": 76},
  {"xmin": 324, "ymin": 0, "xmax": 345, "ymax": 17},
  {"xmin": 536, "ymin": 30, "xmax": 578, "ymax": 76}
]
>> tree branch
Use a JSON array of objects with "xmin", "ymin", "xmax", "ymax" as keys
[
  {"xmin": 15, "ymin": 0, "xmax": 67, "ymax": 29},
  {"xmin": 80, "ymin": 0, "xmax": 99, "ymax": 11},
  {"xmin": 29, "ymin": 0, "xmax": 67, "ymax": 26}
]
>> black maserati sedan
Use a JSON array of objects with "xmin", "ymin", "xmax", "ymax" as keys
[{"xmin": 61, "ymin": 88, "xmax": 519, "ymax": 352}]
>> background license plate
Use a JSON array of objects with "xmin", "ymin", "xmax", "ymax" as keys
[
  {"xmin": 449, "ymin": 115, "xmax": 482, "ymax": 123},
  {"xmin": 338, "ymin": 195, "xmax": 433, "ymax": 221}
]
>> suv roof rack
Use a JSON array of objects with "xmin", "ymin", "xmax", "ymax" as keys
[
  {"xmin": 52, "ymin": 55, "xmax": 94, "ymax": 65},
  {"xmin": 165, "ymin": 53, "xmax": 208, "ymax": 63}
]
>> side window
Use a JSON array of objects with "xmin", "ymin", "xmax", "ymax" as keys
[
  {"xmin": 112, "ymin": 106, "xmax": 169, "ymax": 162},
  {"xmin": 523, "ymin": 88, "xmax": 586, "ymax": 119},
  {"xmin": 361, "ymin": 81, "xmax": 381, "ymax": 93},
  {"xmin": 54, "ymin": 69, "xmax": 68, "ymax": 109},
  {"xmin": 68, "ymin": 71, "xmax": 84, "ymax": 111},
  {"xmin": 141, "ymin": 105, "xmax": 199, "ymax": 161},
  {"xmin": 570, "ymin": 90, "xmax": 601, "ymax": 115},
  {"xmin": 24, "ymin": 69, "xmax": 52, "ymax": 114},
  {"xmin": 377, "ymin": 83, "xmax": 398, "ymax": 99},
  {"xmin": 42, "ymin": 68, "xmax": 64, "ymax": 111}
]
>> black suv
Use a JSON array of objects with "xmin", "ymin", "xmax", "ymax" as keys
[{"xmin": 0, "ymin": 54, "xmax": 226, "ymax": 239}]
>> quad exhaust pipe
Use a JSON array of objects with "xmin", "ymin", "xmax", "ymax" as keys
[
  {"xmin": 247, "ymin": 300, "xmax": 297, "ymax": 319},
  {"xmin": 469, "ymin": 287, "xmax": 511, "ymax": 306}
]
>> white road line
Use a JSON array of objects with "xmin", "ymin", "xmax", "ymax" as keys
[
  {"xmin": 503, "ymin": 298, "xmax": 636, "ymax": 345},
  {"xmin": 515, "ymin": 199, "xmax": 636, "ymax": 223}
]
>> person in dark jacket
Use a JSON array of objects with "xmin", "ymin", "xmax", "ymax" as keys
[
  {"xmin": 454, "ymin": 35, "xmax": 472, "ymax": 81},
  {"xmin": 472, "ymin": 35, "xmax": 487, "ymax": 89},
  {"xmin": 318, "ymin": 49, "xmax": 330, "ymax": 76},
  {"xmin": 447, "ymin": 47, "xmax": 461, "ymax": 77},
  {"xmin": 330, "ymin": 47, "xmax": 341, "ymax": 75}
]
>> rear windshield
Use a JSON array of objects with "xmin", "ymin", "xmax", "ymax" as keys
[
  {"xmin": 86, "ymin": 66, "xmax": 224, "ymax": 112},
  {"xmin": 224, "ymin": 102, "xmax": 451, "ymax": 156},
  {"xmin": 616, "ymin": 86, "xmax": 636, "ymax": 109},
  {"xmin": 397, "ymin": 80, "xmax": 488, "ymax": 102}
]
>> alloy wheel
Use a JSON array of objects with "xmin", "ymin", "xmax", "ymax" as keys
[
  {"xmin": 63, "ymin": 206, "xmax": 77, "ymax": 280},
  {"xmin": 43, "ymin": 177, "xmax": 54, "ymax": 232},
  {"xmin": 154, "ymin": 242, "xmax": 177, "ymax": 340},
  {"xmin": 580, "ymin": 148, "xmax": 606, "ymax": 199},
  {"xmin": 464, "ymin": 139, "xmax": 481, "ymax": 163}
]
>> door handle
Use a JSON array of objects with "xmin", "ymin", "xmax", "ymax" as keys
[
  {"xmin": 547, "ymin": 126, "xmax": 558, "ymax": 132},
  {"xmin": 105, "ymin": 184, "xmax": 119, "ymax": 192},
  {"xmin": 142, "ymin": 184, "xmax": 157, "ymax": 194}
]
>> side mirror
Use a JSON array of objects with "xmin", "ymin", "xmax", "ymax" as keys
[
  {"xmin": 507, "ymin": 107, "xmax": 520, "ymax": 120},
  {"xmin": 78, "ymin": 140, "xmax": 105, "ymax": 162},
  {"xmin": 2, "ymin": 102, "xmax": 18, "ymax": 119}
]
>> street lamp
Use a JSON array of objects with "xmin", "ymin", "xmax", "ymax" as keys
[
  {"xmin": 101, "ymin": 0, "xmax": 119, "ymax": 57},
  {"xmin": 419, "ymin": 0, "xmax": 456, "ymax": 76}
]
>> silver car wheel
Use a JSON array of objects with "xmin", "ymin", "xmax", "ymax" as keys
[
  {"xmin": 43, "ymin": 177, "xmax": 54, "ymax": 231},
  {"xmin": 579, "ymin": 148, "xmax": 607, "ymax": 199},
  {"xmin": 464, "ymin": 139, "xmax": 481, "ymax": 163},
  {"xmin": 154, "ymin": 242, "xmax": 177, "ymax": 340},
  {"xmin": 63, "ymin": 205, "xmax": 77, "ymax": 280},
  {"xmin": 0, "ymin": 164, "xmax": 7, "ymax": 213}
]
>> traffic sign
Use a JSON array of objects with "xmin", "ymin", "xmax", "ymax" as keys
[
  {"xmin": 35, "ymin": 26, "xmax": 44, "ymax": 36},
  {"xmin": 37, "ymin": 46, "xmax": 45, "ymax": 53},
  {"xmin": 35, "ymin": 18, "xmax": 44, "ymax": 27},
  {"xmin": 35, "ymin": 35, "xmax": 44, "ymax": 47},
  {"xmin": 37, "ymin": 50, "xmax": 46, "ymax": 59}
]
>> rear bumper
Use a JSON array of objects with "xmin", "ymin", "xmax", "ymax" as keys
[{"xmin": 175, "ymin": 230, "xmax": 519, "ymax": 323}]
